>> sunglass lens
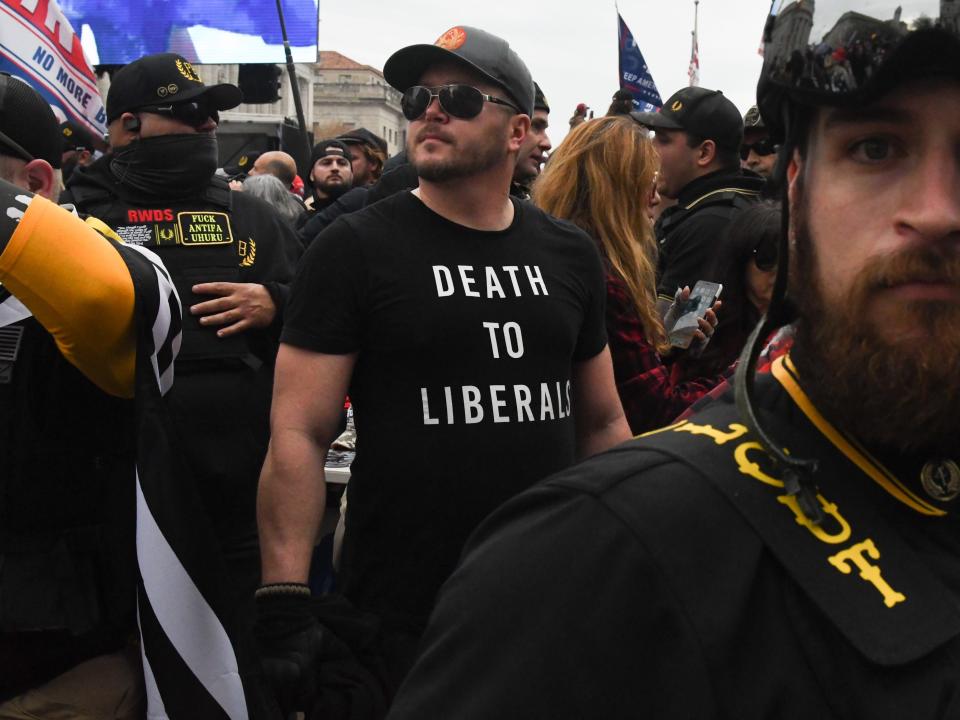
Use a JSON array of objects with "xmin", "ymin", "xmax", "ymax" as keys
[
  {"xmin": 173, "ymin": 101, "xmax": 216, "ymax": 127},
  {"xmin": 754, "ymin": 239, "xmax": 778, "ymax": 270},
  {"xmin": 438, "ymin": 85, "xmax": 484, "ymax": 119},
  {"xmin": 401, "ymin": 86, "xmax": 432, "ymax": 121}
]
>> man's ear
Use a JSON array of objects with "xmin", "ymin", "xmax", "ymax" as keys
[
  {"xmin": 697, "ymin": 139, "xmax": 717, "ymax": 168},
  {"xmin": 507, "ymin": 114, "xmax": 532, "ymax": 154},
  {"xmin": 787, "ymin": 148, "xmax": 804, "ymax": 246},
  {"xmin": 24, "ymin": 159, "xmax": 55, "ymax": 200},
  {"xmin": 107, "ymin": 113, "xmax": 139, "ymax": 149},
  {"xmin": 787, "ymin": 147, "xmax": 802, "ymax": 187}
]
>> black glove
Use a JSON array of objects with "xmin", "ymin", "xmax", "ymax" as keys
[{"xmin": 255, "ymin": 584, "xmax": 325, "ymax": 716}]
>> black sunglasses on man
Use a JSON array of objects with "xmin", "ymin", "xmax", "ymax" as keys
[
  {"xmin": 135, "ymin": 99, "xmax": 220, "ymax": 128},
  {"xmin": 401, "ymin": 84, "xmax": 521, "ymax": 121},
  {"xmin": 739, "ymin": 137, "xmax": 778, "ymax": 161}
]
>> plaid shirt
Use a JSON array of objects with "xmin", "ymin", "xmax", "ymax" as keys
[
  {"xmin": 676, "ymin": 324, "xmax": 797, "ymax": 422},
  {"xmin": 606, "ymin": 272, "xmax": 725, "ymax": 435}
]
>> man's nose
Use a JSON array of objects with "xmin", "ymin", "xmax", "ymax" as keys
[
  {"xmin": 896, "ymin": 152, "xmax": 960, "ymax": 245},
  {"xmin": 423, "ymin": 95, "xmax": 448, "ymax": 122}
]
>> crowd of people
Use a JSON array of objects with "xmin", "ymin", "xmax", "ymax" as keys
[{"xmin": 1, "ymin": 5, "xmax": 960, "ymax": 719}]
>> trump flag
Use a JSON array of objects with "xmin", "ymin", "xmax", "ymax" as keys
[
  {"xmin": 617, "ymin": 12, "xmax": 663, "ymax": 113},
  {"xmin": 0, "ymin": 0, "xmax": 106, "ymax": 137}
]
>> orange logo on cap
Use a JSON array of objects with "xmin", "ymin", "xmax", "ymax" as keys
[
  {"xmin": 671, "ymin": 100, "xmax": 683, "ymax": 112},
  {"xmin": 435, "ymin": 27, "xmax": 467, "ymax": 51}
]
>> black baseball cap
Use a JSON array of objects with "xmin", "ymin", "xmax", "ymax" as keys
[
  {"xmin": 224, "ymin": 151, "xmax": 260, "ymax": 177},
  {"xmin": 337, "ymin": 128, "xmax": 388, "ymax": 155},
  {"xmin": 60, "ymin": 120, "xmax": 97, "ymax": 152},
  {"xmin": 106, "ymin": 53, "xmax": 242, "ymax": 123},
  {"xmin": 310, "ymin": 139, "xmax": 352, "ymax": 166},
  {"xmin": 632, "ymin": 87, "xmax": 743, "ymax": 151},
  {"xmin": 534, "ymin": 82, "xmax": 549, "ymax": 113},
  {"xmin": 0, "ymin": 73, "xmax": 61, "ymax": 167},
  {"xmin": 383, "ymin": 26, "xmax": 535, "ymax": 116}
]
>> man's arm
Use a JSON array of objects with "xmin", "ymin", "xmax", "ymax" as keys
[
  {"xmin": 571, "ymin": 345, "xmax": 631, "ymax": 458},
  {"xmin": 257, "ymin": 344, "xmax": 357, "ymax": 583},
  {"xmin": 0, "ymin": 184, "xmax": 137, "ymax": 397},
  {"xmin": 656, "ymin": 215, "xmax": 728, "ymax": 299}
]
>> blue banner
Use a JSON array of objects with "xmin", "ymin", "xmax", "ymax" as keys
[
  {"xmin": 61, "ymin": 0, "xmax": 319, "ymax": 65},
  {"xmin": 618, "ymin": 12, "xmax": 662, "ymax": 113}
]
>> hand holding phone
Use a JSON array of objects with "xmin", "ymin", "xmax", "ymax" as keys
[{"xmin": 667, "ymin": 280, "xmax": 723, "ymax": 349}]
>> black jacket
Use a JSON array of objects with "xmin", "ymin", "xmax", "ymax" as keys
[
  {"xmin": 389, "ymin": 357, "xmax": 960, "ymax": 719},
  {"xmin": 63, "ymin": 155, "xmax": 300, "ymax": 340},
  {"xmin": 655, "ymin": 168, "xmax": 765, "ymax": 299},
  {"xmin": 62, "ymin": 154, "xmax": 301, "ymax": 581},
  {"xmin": 297, "ymin": 161, "xmax": 420, "ymax": 248},
  {"xmin": 297, "ymin": 186, "xmax": 369, "ymax": 247}
]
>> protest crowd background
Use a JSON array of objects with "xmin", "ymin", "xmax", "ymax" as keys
[{"xmin": 3, "ymin": 0, "xmax": 960, "ymax": 718}]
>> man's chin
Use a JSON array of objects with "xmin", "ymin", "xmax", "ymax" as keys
[{"xmin": 866, "ymin": 294, "xmax": 960, "ymax": 344}]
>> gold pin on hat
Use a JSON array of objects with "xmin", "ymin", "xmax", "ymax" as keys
[{"xmin": 920, "ymin": 459, "xmax": 960, "ymax": 502}]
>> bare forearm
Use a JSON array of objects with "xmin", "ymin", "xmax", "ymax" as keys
[
  {"xmin": 577, "ymin": 414, "xmax": 631, "ymax": 460},
  {"xmin": 257, "ymin": 429, "xmax": 329, "ymax": 584}
]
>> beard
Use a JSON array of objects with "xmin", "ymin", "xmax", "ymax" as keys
[
  {"xmin": 789, "ymin": 190, "xmax": 960, "ymax": 455},
  {"xmin": 409, "ymin": 123, "xmax": 507, "ymax": 183},
  {"xmin": 316, "ymin": 177, "xmax": 350, "ymax": 199}
]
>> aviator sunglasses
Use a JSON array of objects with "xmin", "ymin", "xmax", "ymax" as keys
[
  {"xmin": 401, "ymin": 84, "xmax": 520, "ymax": 121},
  {"xmin": 137, "ymin": 100, "xmax": 220, "ymax": 128}
]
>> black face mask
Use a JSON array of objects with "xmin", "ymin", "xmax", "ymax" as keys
[{"xmin": 110, "ymin": 134, "xmax": 219, "ymax": 198}]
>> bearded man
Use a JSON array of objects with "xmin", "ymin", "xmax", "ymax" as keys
[
  {"xmin": 252, "ymin": 25, "xmax": 630, "ymax": 715},
  {"xmin": 384, "ymin": 5, "xmax": 960, "ymax": 718},
  {"xmin": 303, "ymin": 139, "xmax": 354, "ymax": 214}
]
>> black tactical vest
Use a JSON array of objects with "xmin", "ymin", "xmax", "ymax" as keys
[{"xmin": 68, "ymin": 177, "xmax": 254, "ymax": 367}]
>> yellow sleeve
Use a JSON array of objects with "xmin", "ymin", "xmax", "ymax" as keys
[{"xmin": 0, "ymin": 196, "xmax": 136, "ymax": 398}]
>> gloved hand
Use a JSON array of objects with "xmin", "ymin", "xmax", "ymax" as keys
[{"xmin": 255, "ymin": 584, "xmax": 325, "ymax": 717}]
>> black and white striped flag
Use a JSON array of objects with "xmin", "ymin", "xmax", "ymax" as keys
[{"xmin": 118, "ymin": 242, "xmax": 263, "ymax": 720}]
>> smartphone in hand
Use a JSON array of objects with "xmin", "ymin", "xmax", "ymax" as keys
[{"xmin": 668, "ymin": 280, "xmax": 723, "ymax": 349}]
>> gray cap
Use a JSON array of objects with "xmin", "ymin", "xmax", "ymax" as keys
[{"xmin": 383, "ymin": 26, "xmax": 535, "ymax": 116}]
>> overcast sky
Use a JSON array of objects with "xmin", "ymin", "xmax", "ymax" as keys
[{"xmin": 318, "ymin": 0, "xmax": 774, "ymax": 143}]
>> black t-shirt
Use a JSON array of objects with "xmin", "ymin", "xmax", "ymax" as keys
[
  {"xmin": 389, "ymin": 372, "xmax": 960, "ymax": 719},
  {"xmin": 283, "ymin": 191, "xmax": 607, "ymax": 628}
]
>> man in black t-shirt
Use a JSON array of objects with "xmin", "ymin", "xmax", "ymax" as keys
[{"xmin": 254, "ymin": 25, "xmax": 631, "ymax": 714}]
